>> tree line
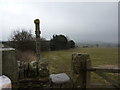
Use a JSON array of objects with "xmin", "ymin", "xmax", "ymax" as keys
[
  {"xmin": 8, "ymin": 29, "xmax": 75, "ymax": 52},
  {"xmin": 50, "ymin": 35, "xmax": 75, "ymax": 51}
]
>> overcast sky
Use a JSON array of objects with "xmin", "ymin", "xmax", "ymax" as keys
[{"xmin": 0, "ymin": 0, "xmax": 118, "ymax": 43}]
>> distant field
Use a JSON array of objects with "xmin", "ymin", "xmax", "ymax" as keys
[{"xmin": 41, "ymin": 47, "xmax": 119, "ymax": 85}]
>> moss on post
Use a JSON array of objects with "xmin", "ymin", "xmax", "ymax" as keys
[{"xmin": 72, "ymin": 53, "xmax": 91, "ymax": 88}]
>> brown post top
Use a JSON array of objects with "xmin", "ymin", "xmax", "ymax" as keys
[
  {"xmin": 34, "ymin": 19, "xmax": 40, "ymax": 24},
  {"xmin": 34, "ymin": 19, "xmax": 41, "ymax": 36}
]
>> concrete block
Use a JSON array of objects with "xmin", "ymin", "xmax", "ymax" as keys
[{"xmin": 1, "ymin": 48, "xmax": 18, "ymax": 83}]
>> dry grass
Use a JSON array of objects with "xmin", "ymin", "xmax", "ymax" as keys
[{"xmin": 16, "ymin": 50, "xmax": 36, "ymax": 62}]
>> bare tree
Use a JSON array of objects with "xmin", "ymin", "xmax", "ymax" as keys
[
  {"xmin": 9, "ymin": 29, "xmax": 36, "ymax": 51},
  {"xmin": 10, "ymin": 29, "xmax": 34, "ymax": 41}
]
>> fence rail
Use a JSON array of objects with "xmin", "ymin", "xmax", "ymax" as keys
[{"xmin": 87, "ymin": 68, "xmax": 120, "ymax": 73}]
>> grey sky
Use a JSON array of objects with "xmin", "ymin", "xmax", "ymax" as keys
[{"xmin": 0, "ymin": 1, "xmax": 118, "ymax": 43}]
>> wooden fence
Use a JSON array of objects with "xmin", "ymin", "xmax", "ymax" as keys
[{"xmin": 72, "ymin": 53, "xmax": 120, "ymax": 89}]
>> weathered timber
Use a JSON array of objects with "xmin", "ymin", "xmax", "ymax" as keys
[
  {"xmin": 34, "ymin": 19, "xmax": 41, "ymax": 75},
  {"xmin": 90, "ymin": 84, "xmax": 116, "ymax": 88},
  {"xmin": 95, "ymin": 72, "xmax": 120, "ymax": 88},
  {"xmin": 87, "ymin": 68, "xmax": 120, "ymax": 73},
  {"xmin": 72, "ymin": 53, "xmax": 120, "ymax": 89},
  {"xmin": 86, "ymin": 58, "xmax": 91, "ymax": 87},
  {"xmin": 72, "ymin": 53, "xmax": 91, "ymax": 88}
]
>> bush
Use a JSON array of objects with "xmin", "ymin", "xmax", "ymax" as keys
[
  {"xmin": 16, "ymin": 50, "xmax": 36, "ymax": 62},
  {"xmin": 50, "ymin": 34, "xmax": 75, "ymax": 51}
]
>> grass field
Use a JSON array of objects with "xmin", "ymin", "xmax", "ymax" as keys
[{"xmin": 41, "ymin": 47, "xmax": 119, "ymax": 85}]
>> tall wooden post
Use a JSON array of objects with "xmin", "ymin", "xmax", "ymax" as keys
[{"xmin": 34, "ymin": 19, "xmax": 41, "ymax": 75}]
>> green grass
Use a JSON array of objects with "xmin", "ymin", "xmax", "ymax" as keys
[{"xmin": 41, "ymin": 47, "xmax": 119, "ymax": 85}]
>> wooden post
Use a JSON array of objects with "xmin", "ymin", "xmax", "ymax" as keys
[
  {"xmin": 85, "ymin": 56, "xmax": 91, "ymax": 88},
  {"xmin": 34, "ymin": 19, "xmax": 41, "ymax": 75},
  {"xmin": 72, "ymin": 53, "xmax": 91, "ymax": 89}
]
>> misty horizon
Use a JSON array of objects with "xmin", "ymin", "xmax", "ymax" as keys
[{"xmin": 0, "ymin": 1, "xmax": 118, "ymax": 43}]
